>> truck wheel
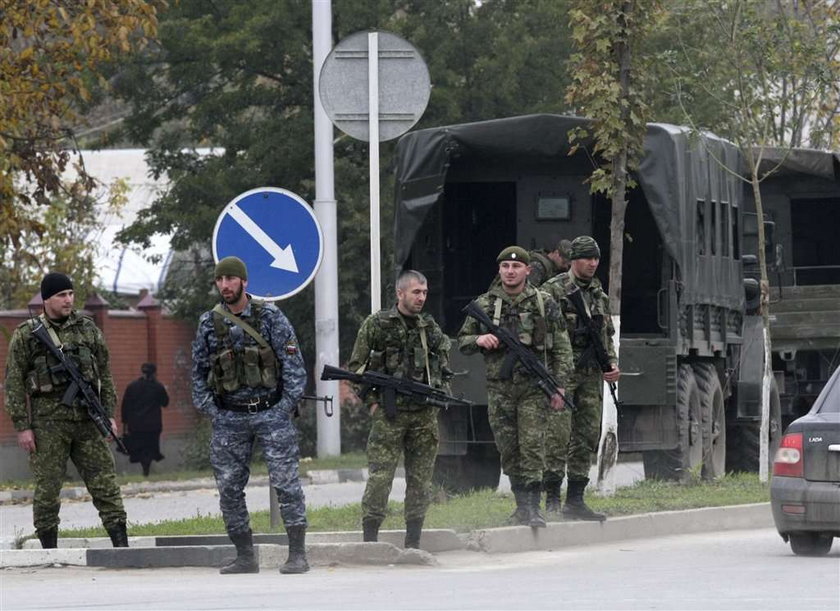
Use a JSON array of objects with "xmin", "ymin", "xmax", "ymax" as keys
[
  {"xmin": 726, "ymin": 379, "xmax": 782, "ymax": 472},
  {"xmin": 643, "ymin": 364, "xmax": 703, "ymax": 481},
  {"xmin": 789, "ymin": 532, "xmax": 834, "ymax": 556},
  {"xmin": 693, "ymin": 363, "xmax": 726, "ymax": 480},
  {"xmin": 433, "ymin": 444, "xmax": 501, "ymax": 493}
]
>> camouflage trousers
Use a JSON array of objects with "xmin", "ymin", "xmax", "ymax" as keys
[
  {"xmin": 362, "ymin": 406, "xmax": 438, "ymax": 523},
  {"xmin": 30, "ymin": 419, "xmax": 126, "ymax": 533},
  {"xmin": 544, "ymin": 368, "xmax": 603, "ymax": 482},
  {"xmin": 487, "ymin": 379, "xmax": 550, "ymax": 489},
  {"xmin": 210, "ymin": 407, "xmax": 307, "ymax": 536}
]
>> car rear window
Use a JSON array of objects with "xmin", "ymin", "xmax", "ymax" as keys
[{"xmin": 814, "ymin": 367, "xmax": 840, "ymax": 414}]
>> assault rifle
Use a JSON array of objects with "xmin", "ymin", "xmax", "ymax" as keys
[
  {"xmin": 30, "ymin": 322, "xmax": 128, "ymax": 454},
  {"xmin": 462, "ymin": 300, "xmax": 575, "ymax": 411},
  {"xmin": 320, "ymin": 364, "xmax": 471, "ymax": 420},
  {"xmin": 565, "ymin": 285, "xmax": 622, "ymax": 407}
]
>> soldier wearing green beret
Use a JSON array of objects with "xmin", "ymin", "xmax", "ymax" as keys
[
  {"xmin": 542, "ymin": 236, "xmax": 620, "ymax": 521},
  {"xmin": 458, "ymin": 246, "xmax": 573, "ymax": 528}
]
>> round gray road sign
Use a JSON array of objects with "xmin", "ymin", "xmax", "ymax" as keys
[{"xmin": 319, "ymin": 30, "xmax": 430, "ymax": 142}]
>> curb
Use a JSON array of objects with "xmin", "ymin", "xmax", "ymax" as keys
[
  {"xmin": 465, "ymin": 503, "xmax": 774, "ymax": 554},
  {"xmin": 1, "ymin": 504, "xmax": 774, "ymax": 569},
  {"xmin": 4, "ymin": 529, "xmax": 452, "ymax": 568}
]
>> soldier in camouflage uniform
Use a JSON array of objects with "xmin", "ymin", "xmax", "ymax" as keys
[
  {"xmin": 528, "ymin": 239, "xmax": 573, "ymax": 287},
  {"xmin": 542, "ymin": 236, "xmax": 620, "ymax": 521},
  {"xmin": 347, "ymin": 270, "xmax": 452, "ymax": 549},
  {"xmin": 192, "ymin": 256, "xmax": 309, "ymax": 575},
  {"xmin": 4, "ymin": 273, "xmax": 128, "ymax": 549},
  {"xmin": 458, "ymin": 247, "xmax": 573, "ymax": 528}
]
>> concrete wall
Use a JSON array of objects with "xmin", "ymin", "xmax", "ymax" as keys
[{"xmin": 0, "ymin": 294, "xmax": 200, "ymax": 481}]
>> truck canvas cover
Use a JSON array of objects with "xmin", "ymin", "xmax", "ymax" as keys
[{"xmin": 394, "ymin": 114, "xmax": 744, "ymax": 309}]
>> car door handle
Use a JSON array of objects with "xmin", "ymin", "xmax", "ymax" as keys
[{"xmin": 828, "ymin": 444, "xmax": 840, "ymax": 452}]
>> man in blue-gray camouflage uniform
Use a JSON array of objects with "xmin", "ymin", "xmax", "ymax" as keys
[{"xmin": 192, "ymin": 256, "xmax": 309, "ymax": 574}]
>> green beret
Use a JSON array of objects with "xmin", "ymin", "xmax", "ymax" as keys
[
  {"xmin": 496, "ymin": 246, "xmax": 530, "ymax": 264},
  {"xmin": 557, "ymin": 239, "xmax": 573, "ymax": 258},
  {"xmin": 569, "ymin": 236, "xmax": 601, "ymax": 260},
  {"xmin": 214, "ymin": 256, "xmax": 248, "ymax": 280}
]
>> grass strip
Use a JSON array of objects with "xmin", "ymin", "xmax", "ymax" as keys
[{"xmin": 60, "ymin": 472, "xmax": 769, "ymax": 539}]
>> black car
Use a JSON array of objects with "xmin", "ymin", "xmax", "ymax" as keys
[{"xmin": 771, "ymin": 365, "xmax": 840, "ymax": 556}]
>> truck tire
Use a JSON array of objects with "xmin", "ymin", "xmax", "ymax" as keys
[
  {"xmin": 433, "ymin": 444, "xmax": 501, "ymax": 493},
  {"xmin": 643, "ymin": 364, "xmax": 703, "ymax": 481},
  {"xmin": 726, "ymin": 379, "xmax": 782, "ymax": 473},
  {"xmin": 693, "ymin": 363, "xmax": 726, "ymax": 480}
]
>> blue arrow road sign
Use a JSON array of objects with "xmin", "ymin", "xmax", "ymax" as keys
[{"xmin": 212, "ymin": 187, "xmax": 324, "ymax": 300}]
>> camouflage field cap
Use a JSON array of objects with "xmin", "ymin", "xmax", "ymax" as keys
[
  {"xmin": 569, "ymin": 236, "xmax": 601, "ymax": 260},
  {"xmin": 496, "ymin": 246, "xmax": 530, "ymax": 264},
  {"xmin": 557, "ymin": 239, "xmax": 573, "ymax": 259},
  {"xmin": 214, "ymin": 256, "xmax": 248, "ymax": 280}
]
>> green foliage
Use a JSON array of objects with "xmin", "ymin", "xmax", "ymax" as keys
[
  {"xmin": 565, "ymin": 0, "xmax": 662, "ymax": 196},
  {"xmin": 654, "ymin": 0, "xmax": 840, "ymax": 150},
  {"xmin": 104, "ymin": 0, "xmax": 578, "ymax": 362},
  {"xmin": 0, "ymin": 176, "xmax": 130, "ymax": 308},
  {"xmin": 179, "ymin": 416, "xmax": 213, "ymax": 471}
]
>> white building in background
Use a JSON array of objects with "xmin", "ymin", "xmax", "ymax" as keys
[{"xmin": 74, "ymin": 148, "xmax": 218, "ymax": 296}]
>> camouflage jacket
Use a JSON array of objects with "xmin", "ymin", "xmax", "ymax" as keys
[
  {"xmin": 346, "ymin": 305, "xmax": 452, "ymax": 410},
  {"xmin": 542, "ymin": 272, "xmax": 618, "ymax": 370},
  {"xmin": 4, "ymin": 311, "xmax": 117, "ymax": 431},
  {"xmin": 457, "ymin": 283, "xmax": 573, "ymax": 386},
  {"xmin": 191, "ymin": 298, "xmax": 306, "ymax": 418},
  {"xmin": 528, "ymin": 250, "xmax": 563, "ymax": 287}
]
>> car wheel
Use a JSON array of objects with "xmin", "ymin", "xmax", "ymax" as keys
[{"xmin": 788, "ymin": 532, "xmax": 834, "ymax": 557}]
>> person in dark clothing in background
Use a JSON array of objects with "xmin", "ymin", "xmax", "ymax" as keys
[{"xmin": 121, "ymin": 363, "xmax": 169, "ymax": 476}]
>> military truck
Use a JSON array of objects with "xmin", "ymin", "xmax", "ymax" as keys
[
  {"xmin": 393, "ymin": 114, "xmax": 781, "ymax": 489},
  {"xmin": 743, "ymin": 149, "xmax": 840, "ymax": 437}
]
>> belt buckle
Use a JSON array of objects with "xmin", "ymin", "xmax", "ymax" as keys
[{"xmin": 246, "ymin": 398, "xmax": 261, "ymax": 414}]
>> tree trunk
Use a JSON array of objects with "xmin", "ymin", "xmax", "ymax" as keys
[{"xmin": 751, "ymin": 174, "xmax": 773, "ymax": 482}]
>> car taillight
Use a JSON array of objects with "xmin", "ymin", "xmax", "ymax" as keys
[{"xmin": 773, "ymin": 432, "xmax": 803, "ymax": 477}]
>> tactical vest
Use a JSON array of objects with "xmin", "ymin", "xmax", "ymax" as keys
[
  {"xmin": 208, "ymin": 301, "xmax": 281, "ymax": 394},
  {"xmin": 364, "ymin": 310, "xmax": 446, "ymax": 388},
  {"xmin": 558, "ymin": 274, "xmax": 607, "ymax": 357},
  {"xmin": 24, "ymin": 316, "xmax": 99, "ymax": 396},
  {"xmin": 491, "ymin": 289, "xmax": 553, "ymax": 354}
]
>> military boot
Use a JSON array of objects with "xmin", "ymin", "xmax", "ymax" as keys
[
  {"xmin": 362, "ymin": 517, "xmax": 382, "ymax": 542},
  {"xmin": 562, "ymin": 478, "xmax": 606, "ymax": 522},
  {"xmin": 279, "ymin": 525, "xmax": 310, "ymax": 574},
  {"xmin": 219, "ymin": 529, "xmax": 259, "ymax": 574},
  {"xmin": 106, "ymin": 523, "xmax": 129, "ymax": 548},
  {"xmin": 404, "ymin": 518, "xmax": 424, "ymax": 549},
  {"xmin": 526, "ymin": 484, "xmax": 547, "ymax": 528},
  {"xmin": 508, "ymin": 486, "xmax": 530, "ymax": 526},
  {"xmin": 37, "ymin": 528, "xmax": 58, "ymax": 549},
  {"xmin": 543, "ymin": 479, "xmax": 563, "ymax": 515}
]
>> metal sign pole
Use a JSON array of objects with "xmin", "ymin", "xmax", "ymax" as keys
[
  {"xmin": 312, "ymin": 0, "xmax": 341, "ymax": 456},
  {"xmin": 368, "ymin": 32, "xmax": 381, "ymax": 313}
]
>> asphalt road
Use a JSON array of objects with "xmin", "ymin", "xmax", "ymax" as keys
[{"xmin": 2, "ymin": 528, "xmax": 835, "ymax": 610}]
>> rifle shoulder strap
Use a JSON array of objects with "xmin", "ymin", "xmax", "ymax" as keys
[
  {"xmin": 35, "ymin": 314, "xmax": 63, "ymax": 348},
  {"xmin": 212, "ymin": 303, "xmax": 273, "ymax": 353}
]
